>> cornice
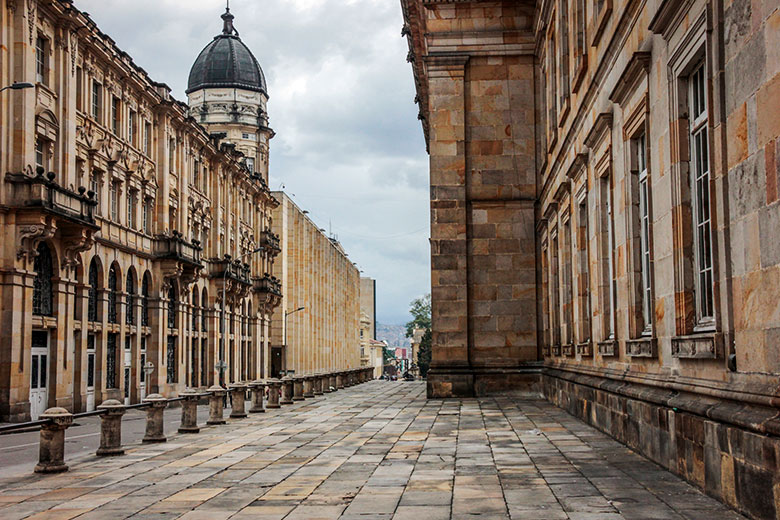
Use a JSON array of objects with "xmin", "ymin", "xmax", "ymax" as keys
[
  {"xmin": 584, "ymin": 112, "xmax": 614, "ymax": 149},
  {"xmin": 608, "ymin": 51, "xmax": 652, "ymax": 106}
]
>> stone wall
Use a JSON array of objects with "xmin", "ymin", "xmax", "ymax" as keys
[{"xmin": 544, "ymin": 370, "xmax": 780, "ymax": 520}]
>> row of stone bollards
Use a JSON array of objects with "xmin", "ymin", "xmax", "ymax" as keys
[{"xmin": 33, "ymin": 367, "xmax": 374, "ymax": 474}]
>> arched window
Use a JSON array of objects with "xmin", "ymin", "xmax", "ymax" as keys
[
  {"xmin": 32, "ymin": 243, "xmax": 53, "ymax": 316},
  {"xmin": 126, "ymin": 272, "xmax": 136, "ymax": 325},
  {"xmin": 167, "ymin": 284, "xmax": 177, "ymax": 329},
  {"xmin": 191, "ymin": 288, "xmax": 199, "ymax": 331},
  {"xmin": 141, "ymin": 272, "xmax": 150, "ymax": 326},
  {"xmin": 107, "ymin": 264, "xmax": 118, "ymax": 324},
  {"xmin": 88, "ymin": 259, "xmax": 99, "ymax": 322},
  {"xmin": 201, "ymin": 288, "xmax": 208, "ymax": 332}
]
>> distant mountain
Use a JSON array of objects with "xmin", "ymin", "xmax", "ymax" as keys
[{"xmin": 377, "ymin": 323, "xmax": 410, "ymax": 348}]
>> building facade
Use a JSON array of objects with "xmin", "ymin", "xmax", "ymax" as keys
[
  {"xmin": 269, "ymin": 192, "xmax": 361, "ymax": 378},
  {"xmin": 359, "ymin": 276, "xmax": 376, "ymax": 340},
  {"xmin": 0, "ymin": 1, "xmax": 281, "ymax": 422},
  {"xmin": 402, "ymin": 0, "xmax": 780, "ymax": 518}
]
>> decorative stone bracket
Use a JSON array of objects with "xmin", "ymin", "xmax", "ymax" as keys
[{"xmin": 17, "ymin": 220, "xmax": 56, "ymax": 262}]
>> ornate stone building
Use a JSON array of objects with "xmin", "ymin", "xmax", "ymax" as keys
[
  {"xmin": 0, "ymin": 1, "xmax": 281, "ymax": 422},
  {"xmin": 268, "ymin": 192, "xmax": 361, "ymax": 378},
  {"xmin": 402, "ymin": 0, "xmax": 780, "ymax": 518}
]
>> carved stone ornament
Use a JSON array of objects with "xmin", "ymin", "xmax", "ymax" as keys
[
  {"xmin": 6, "ymin": 0, "xmax": 18, "ymax": 14},
  {"xmin": 70, "ymin": 31, "xmax": 78, "ymax": 75},
  {"xmin": 17, "ymin": 221, "xmax": 56, "ymax": 262},
  {"xmin": 61, "ymin": 230, "xmax": 96, "ymax": 269},
  {"xmin": 26, "ymin": 0, "xmax": 36, "ymax": 45}
]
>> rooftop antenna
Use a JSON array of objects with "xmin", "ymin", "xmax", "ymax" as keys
[{"xmin": 226, "ymin": 0, "xmax": 230, "ymax": 10}]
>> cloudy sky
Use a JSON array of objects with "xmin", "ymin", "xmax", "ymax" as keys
[{"xmin": 77, "ymin": 0, "xmax": 431, "ymax": 326}]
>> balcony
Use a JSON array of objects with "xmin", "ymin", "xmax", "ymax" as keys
[
  {"xmin": 253, "ymin": 274, "xmax": 283, "ymax": 309},
  {"xmin": 154, "ymin": 231, "xmax": 203, "ymax": 286},
  {"xmin": 210, "ymin": 255, "xmax": 253, "ymax": 299},
  {"xmin": 259, "ymin": 230, "xmax": 281, "ymax": 256},
  {"xmin": 5, "ymin": 169, "xmax": 99, "ymax": 266}
]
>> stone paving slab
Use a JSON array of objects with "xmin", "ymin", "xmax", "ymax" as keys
[{"xmin": 0, "ymin": 381, "xmax": 746, "ymax": 520}]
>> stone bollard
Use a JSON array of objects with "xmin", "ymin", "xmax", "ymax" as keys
[
  {"xmin": 249, "ymin": 381, "xmax": 266, "ymax": 413},
  {"xmin": 303, "ymin": 376, "xmax": 315, "ymax": 398},
  {"xmin": 178, "ymin": 389, "xmax": 201, "ymax": 434},
  {"xmin": 34, "ymin": 408, "xmax": 73, "ymax": 473},
  {"xmin": 328, "ymin": 373, "xmax": 337, "ymax": 392},
  {"xmin": 336, "ymin": 372, "xmax": 345, "ymax": 389},
  {"xmin": 313, "ymin": 374, "xmax": 324, "ymax": 396},
  {"xmin": 96, "ymin": 399, "xmax": 126, "ymax": 456},
  {"xmin": 142, "ymin": 394, "xmax": 168, "ymax": 443},
  {"xmin": 293, "ymin": 376, "xmax": 305, "ymax": 401},
  {"xmin": 280, "ymin": 376, "xmax": 294, "ymax": 405},
  {"xmin": 207, "ymin": 385, "xmax": 227, "ymax": 425},
  {"xmin": 229, "ymin": 383, "xmax": 248, "ymax": 418},
  {"xmin": 266, "ymin": 379, "xmax": 281, "ymax": 408}
]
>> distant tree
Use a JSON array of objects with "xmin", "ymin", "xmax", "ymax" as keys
[
  {"xmin": 383, "ymin": 346, "xmax": 396, "ymax": 366},
  {"xmin": 417, "ymin": 329, "xmax": 432, "ymax": 378},
  {"xmin": 405, "ymin": 294, "xmax": 432, "ymax": 378},
  {"xmin": 405, "ymin": 294, "xmax": 431, "ymax": 338}
]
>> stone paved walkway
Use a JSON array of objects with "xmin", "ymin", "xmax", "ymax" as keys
[{"xmin": 0, "ymin": 381, "xmax": 745, "ymax": 520}]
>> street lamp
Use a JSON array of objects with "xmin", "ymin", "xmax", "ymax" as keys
[
  {"xmin": 283, "ymin": 306, "xmax": 305, "ymax": 372},
  {"xmin": 0, "ymin": 82, "xmax": 34, "ymax": 93},
  {"xmin": 219, "ymin": 246, "xmax": 264, "ymax": 387}
]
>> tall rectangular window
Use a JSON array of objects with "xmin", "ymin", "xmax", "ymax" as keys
[
  {"xmin": 129, "ymin": 110, "xmax": 136, "ymax": 146},
  {"xmin": 143, "ymin": 199, "xmax": 151, "ymax": 234},
  {"xmin": 36, "ymin": 37, "xmax": 47, "ymax": 85},
  {"xmin": 193, "ymin": 159, "xmax": 199, "ymax": 186},
  {"xmin": 111, "ymin": 96, "xmax": 120, "ymax": 135},
  {"xmin": 110, "ymin": 182, "xmax": 118, "ymax": 222},
  {"xmin": 128, "ymin": 191, "xmax": 138, "ymax": 230},
  {"xmin": 561, "ymin": 217, "xmax": 574, "ymax": 346},
  {"xmin": 551, "ymin": 233, "xmax": 561, "ymax": 347},
  {"xmin": 689, "ymin": 60, "xmax": 714, "ymax": 325},
  {"xmin": 76, "ymin": 67, "xmax": 83, "ymax": 111},
  {"xmin": 600, "ymin": 176, "xmax": 616, "ymax": 339},
  {"xmin": 558, "ymin": 0, "xmax": 570, "ymax": 112},
  {"xmin": 166, "ymin": 336, "xmax": 176, "ymax": 384},
  {"xmin": 92, "ymin": 81, "xmax": 102, "ymax": 121},
  {"xmin": 35, "ymin": 140, "xmax": 46, "ymax": 171},
  {"xmin": 169, "ymin": 138, "xmax": 176, "ymax": 172},
  {"xmin": 577, "ymin": 197, "xmax": 591, "ymax": 342},
  {"xmin": 144, "ymin": 122, "xmax": 152, "ymax": 156},
  {"xmin": 636, "ymin": 133, "xmax": 653, "ymax": 333},
  {"xmin": 91, "ymin": 172, "xmax": 100, "ymax": 215}
]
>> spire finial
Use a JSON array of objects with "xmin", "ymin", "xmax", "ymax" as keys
[{"xmin": 221, "ymin": 2, "xmax": 237, "ymax": 35}]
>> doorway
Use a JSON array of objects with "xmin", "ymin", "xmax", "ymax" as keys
[
  {"xmin": 30, "ymin": 330, "xmax": 50, "ymax": 420},
  {"xmin": 271, "ymin": 347, "xmax": 283, "ymax": 379},
  {"xmin": 86, "ymin": 334, "xmax": 96, "ymax": 411}
]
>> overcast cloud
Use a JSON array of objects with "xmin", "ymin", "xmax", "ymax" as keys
[{"xmin": 77, "ymin": 0, "xmax": 431, "ymax": 325}]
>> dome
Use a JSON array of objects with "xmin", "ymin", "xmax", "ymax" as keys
[{"xmin": 186, "ymin": 8, "xmax": 267, "ymax": 95}]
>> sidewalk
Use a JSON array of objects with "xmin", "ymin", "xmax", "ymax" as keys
[{"xmin": 0, "ymin": 381, "xmax": 744, "ymax": 520}]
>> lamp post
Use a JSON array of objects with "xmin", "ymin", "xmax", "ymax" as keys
[
  {"xmin": 220, "ymin": 246, "xmax": 264, "ymax": 387},
  {"xmin": 0, "ymin": 82, "xmax": 34, "ymax": 93},
  {"xmin": 283, "ymin": 306, "xmax": 305, "ymax": 375}
]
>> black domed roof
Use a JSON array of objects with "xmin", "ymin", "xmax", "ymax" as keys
[{"xmin": 186, "ymin": 9, "xmax": 267, "ymax": 95}]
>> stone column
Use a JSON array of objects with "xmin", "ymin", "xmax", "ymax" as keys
[
  {"xmin": 303, "ymin": 376, "xmax": 315, "ymax": 398},
  {"xmin": 142, "ymin": 394, "xmax": 167, "ymax": 443},
  {"xmin": 280, "ymin": 376, "xmax": 293, "ymax": 405},
  {"xmin": 336, "ymin": 372, "xmax": 345, "ymax": 389},
  {"xmin": 96, "ymin": 400, "xmax": 125, "ymax": 456},
  {"xmin": 34, "ymin": 408, "xmax": 73, "ymax": 473},
  {"xmin": 327, "ymin": 373, "xmax": 336, "ymax": 392},
  {"xmin": 293, "ymin": 376, "xmax": 305, "ymax": 401},
  {"xmin": 178, "ymin": 389, "xmax": 200, "ymax": 433},
  {"xmin": 249, "ymin": 381, "xmax": 266, "ymax": 413},
  {"xmin": 207, "ymin": 385, "xmax": 226, "ymax": 425},
  {"xmin": 228, "ymin": 383, "xmax": 248, "ymax": 418},
  {"xmin": 266, "ymin": 379, "xmax": 281, "ymax": 409}
]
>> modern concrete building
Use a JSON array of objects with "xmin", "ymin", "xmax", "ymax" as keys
[
  {"xmin": 268, "ymin": 192, "xmax": 361, "ymax": 378},
  {"xmin": 0, "ymin": 2, "xmax": 282, "ymax": 421},
  {"xmin": 402, "ymin": 1, "xmax": 780, "ymax": 518}
]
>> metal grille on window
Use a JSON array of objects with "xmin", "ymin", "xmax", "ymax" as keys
[
  {"xmin": 88, "ymin": 260, "xmax": 99, "ymax": 322},
  {"xmin": 108, "ymin": 265, "xmax": 118, "ymax": 323},
  {"xmin": 33, "ymin": 243, "xmax": 53, "ymax": 316},
  {"xmin": 141, "ymin": 275, "xmax": 149, "ymax": 326},
  {"xmin": 107, "ymin": 333, "xmax": 117, "ymax": 389},
  {"xmin": 167, "ymin": 286, "xmax": 176, "ymax": 329},
  {"xmin": 167, "ymin": 336, "xmax": 176, "ymax": 383},
  {"xmin": 126, "ymin": 274, "xmax": 135, "ymax": 325}
]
